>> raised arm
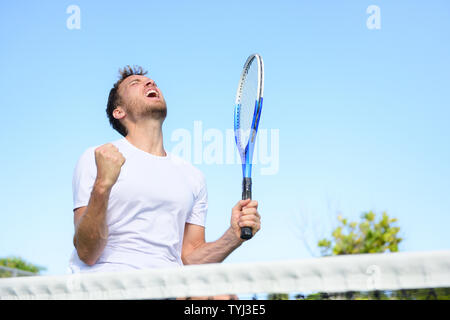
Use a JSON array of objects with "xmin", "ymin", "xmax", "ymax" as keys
[{"xmin": 73, "ymin": 143, "xmax": 125, "ymax": 266}]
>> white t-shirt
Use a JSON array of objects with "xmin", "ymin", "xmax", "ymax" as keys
[{"xmin": 68, "ymin": 138, "xmax": 208, "ymax": 273}]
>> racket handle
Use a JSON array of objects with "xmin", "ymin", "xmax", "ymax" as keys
[{"xmin": 241, "ymin": 177, "xmax": 253, "ymax": 240}]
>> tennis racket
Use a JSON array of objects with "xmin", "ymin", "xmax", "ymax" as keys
[{"xmin": 234, "ymin": 53, "xmax": 264, "ymax": 240}]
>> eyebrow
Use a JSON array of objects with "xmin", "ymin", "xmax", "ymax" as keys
[{"xmin": 127, "ymin": 78, "xmax": 141, "ymax": 85}]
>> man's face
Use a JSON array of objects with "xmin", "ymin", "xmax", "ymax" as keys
[{"xmin": 116, "ymin": 75, "xmax": 167, "ymax": 121}]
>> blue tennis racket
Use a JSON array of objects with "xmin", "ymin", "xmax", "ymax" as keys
[{"xmin": 234, "ymin": 53, "xmax": 264, "ymax": 240}]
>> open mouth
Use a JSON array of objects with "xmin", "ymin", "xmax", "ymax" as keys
[{"xmin": 145, "ymin": 89, "xmax": 159, "ymax": 98}]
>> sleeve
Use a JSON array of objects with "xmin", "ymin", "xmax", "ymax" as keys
[
  {"xmin": 72, "ymin": 147, "xmax": 97, "ymax": 211},
  {"xmin": 186, "ymin": 172, "xmax": 208, "ymax": 227}
]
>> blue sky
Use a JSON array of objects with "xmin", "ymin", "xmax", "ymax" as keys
[{"xmin": 0, "ymin": 0, "xmax": 449, "ymax": 275}]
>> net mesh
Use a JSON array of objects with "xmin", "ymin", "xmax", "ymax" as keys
[
  {"xmin": 1, "ymin": 250, "xmax": 449, "ymax": 300},
  {"xmin": 235, "ymin": 57, "xmax": 260, "ymax": 153},
  {"xmin": 0, "ymin": 266, "xmax": 37, "ymax": 278}
]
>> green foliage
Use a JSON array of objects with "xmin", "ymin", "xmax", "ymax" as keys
[
  {"xmin": 390, "ymin": 288, "xmax": 450, "ymax": 300},
  {"xmin": 305, "ymin": 212, "xmax": 450, "ymax": 300},
  {"xmin": 270, "ymin": 211, "xmax": 449, "ymax": 300},
  {"xmin": 0, "ymin": 256, "xmax": 46, "ymax": 278},
  {"xmin": 301, "ymin": 211, "xmax": 403, "ymax": 299},
  {"xmin": 296, "ymin": 288, "xmax": 450, "ymax": 300},
  {"xmin": 267, "ymin": 293, "xmax": 289, "ymax": 300},
  {"xmin": 317, "ymin": 211, "xmax": 402, "ymax": 256},
  {"xmin": 299, "ymin": 291, "xmax": 390, "ymax": 300}
]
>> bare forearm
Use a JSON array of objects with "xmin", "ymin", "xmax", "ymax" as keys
[
  {"xmin": 74, "ymin": 181, "xmax": 111, "ymax": 265},
  {"xmin": 183, "ymin": 228, "xmax": 244, "ymax": 265}
]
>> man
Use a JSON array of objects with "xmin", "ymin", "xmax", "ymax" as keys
[{"xmin": 69, "ymin": 65, "xmax": 261, "ymax": 274}]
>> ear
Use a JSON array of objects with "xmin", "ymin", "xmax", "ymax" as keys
[{"xmin": 113, "ymin": 106, "xmax": 126, "ymax": 120}]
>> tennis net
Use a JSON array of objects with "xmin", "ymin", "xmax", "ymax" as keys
[
  {"xmin": 0, "ymin": 266, "xmax": 37, "ymax": 278},
  {"xmin": 1, "ymin": 250, "xmax": 449, "ymax": 300}
]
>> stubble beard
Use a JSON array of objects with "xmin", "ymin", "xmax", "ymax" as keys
[{"xmin": 128, "ymin": 98, "xmax": 167, "ymax": 121}]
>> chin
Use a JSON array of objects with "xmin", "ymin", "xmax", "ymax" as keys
[{"xmin": 145, "ymin": 101, "xmax": 167, "ymax": 119}]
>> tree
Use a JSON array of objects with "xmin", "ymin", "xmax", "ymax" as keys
[
  {"xmin": 0, "ymin": 256, "xmax": 46, "ymax": 278},
  {"xmin": 317, "ymin": 211, "xmax": 402, "ymax": 256},
  {"xmin": 266, "ymin": 293, "xmax": 289, "ymax": 300},
  {"xmin": 311, "ymin": 211, "xmax": 401, "ymax": 299},
  {"xmin": 313, "ymin": 211, "xmax": 449, "ymax": 300},
  {"xmin": 267, "ymin": 210, "xmax": 449, "ymax": 300}
]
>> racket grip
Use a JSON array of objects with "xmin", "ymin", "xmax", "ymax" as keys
[
  {"xmin": 242, "ymin": 177, "xmax": 252, "ymax": 200},
  {"xmin": 241, "ymin": 177, "xmax": 253, "ymax": 240}
]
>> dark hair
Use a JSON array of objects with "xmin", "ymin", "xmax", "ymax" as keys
[{"xmin": 106, "ymin": 65, "xmax": 148, "ymax": 137}]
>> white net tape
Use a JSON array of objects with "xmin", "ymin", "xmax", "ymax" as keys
[{"xmin": 1, "ymin": 250, "xmax": 449, "ymax": 300}]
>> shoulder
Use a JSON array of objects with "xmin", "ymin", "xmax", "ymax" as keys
[
  {"xmin": 80, "ymin": 138, "xmax": 124, "ymax": 155},
  {"xmin": 76, "ymin": 146, "xmax": 96, "ymax": 166},
  {"xmin": 110, "ymin": 137, "xmax": 127, "ymax": 150},
  {"xmin": 76, "ymin": 138, "xmax": 123, "ymax": 165},
  {"xmin": 169, "ymin": 153, "xmax": 206, "ymax": 185}
]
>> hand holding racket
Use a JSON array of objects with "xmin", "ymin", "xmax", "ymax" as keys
[{"xmin": 234, "ymin": 54, "xmax": 264, "ymax": 240}]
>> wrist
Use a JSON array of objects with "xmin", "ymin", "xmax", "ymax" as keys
[
  {"xmin": 93, "ymin": 179, "xmax": 113, "ymax": 195},
  {"xmin": 227, "ymin": 227, "xmax": 245, "ymax": 248}
]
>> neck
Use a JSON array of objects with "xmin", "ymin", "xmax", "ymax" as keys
[{"xmin": 124, "ymin": 118, "xmax": 166, "ymax": 157}]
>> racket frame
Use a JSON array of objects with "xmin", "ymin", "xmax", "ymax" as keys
[{"xmin": 234, "ymin": 53, "xmax": 264, "ymax": 240}]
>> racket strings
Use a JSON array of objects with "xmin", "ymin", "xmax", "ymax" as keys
[{"xmin": 236, "ymin": 60, "xmax": 259, "ymax": 152}]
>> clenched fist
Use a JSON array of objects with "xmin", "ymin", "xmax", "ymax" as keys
[
  {"xmin": 230, "ymin": 199, "xmax": 261, "ymax": 240},
  {"xmin": 94, "ymin": 143, "xmax": 126, "ymax": 189}
]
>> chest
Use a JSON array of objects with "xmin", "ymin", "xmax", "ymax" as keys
[{"xmin": 109, "ymin": 157, "xmax": 196, "ymax": 213}]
